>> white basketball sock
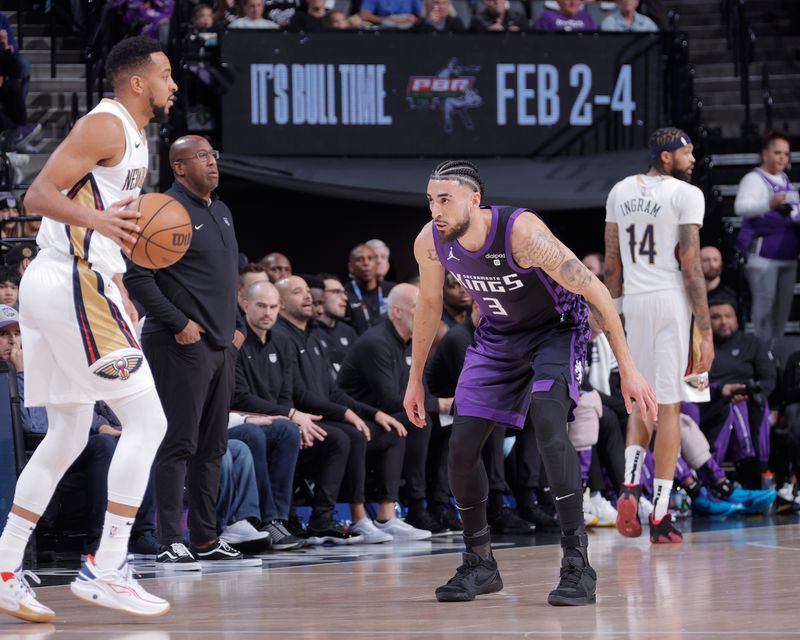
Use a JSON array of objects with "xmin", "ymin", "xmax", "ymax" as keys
[
  {"xmin": 653, "ymin": 478, "xmax": 673, "ymax": 522},
  {"xmin": 94, "ymin": 511, "xmax": 134, "ymax": 571},
  {"xmin": 623, "ymin": 445, "xmax": 647, "ymax": 486},
  {"xmin": 0, "ymin": 512, "xmax": 36, "ymax": 572}
]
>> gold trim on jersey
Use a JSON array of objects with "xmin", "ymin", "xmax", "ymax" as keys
[
  {"xmin": 71, "ymin": 258, "xmax": 140, "ymax": 366},
  {"xmin": 66, "ymin": 175, "xmax": 102, "ymax": 260}
]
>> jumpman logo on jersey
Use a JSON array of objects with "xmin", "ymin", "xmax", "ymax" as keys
[{"xmin": 447, "ymin": 247, "xmax": 460, "ymax": 262}]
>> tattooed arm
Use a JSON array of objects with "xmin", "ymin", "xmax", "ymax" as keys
[
  {"xmin": 679, "ymin": 223, "xmax": 714, "ymax": 373},
  {"xmin": 404, "ymin": 222, "xmax": 445, "ymax": 427},
  {"xmin": 511, "ymin": 212, "xmax": 656, "ymax": 417},
  {"xmin": 603, "ymin": 222, "xmax": 623, "ymax": 299}
]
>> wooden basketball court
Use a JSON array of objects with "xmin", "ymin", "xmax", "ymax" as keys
[{"xmin": 3, "ymin": 521, "xmax": 800, "ymax": 639}]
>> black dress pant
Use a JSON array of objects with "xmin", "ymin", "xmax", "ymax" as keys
[
  {"xmin": 397, "ymin": 413, "xmax": 431, "ymax": 503},
  {"xmin": 295, "ymin": 424, "xmax": 350, "ymax": 522},
  {"xmin": 144, "ymin": 330, "xmax": 235, "ymax": 546},
  {"xmin": 324, "ymin": 421, "xmax": 405, "ymax": 504},
  {"xmin": 426, "ymin": 415, "xmax": 452, "ymax": 507}
]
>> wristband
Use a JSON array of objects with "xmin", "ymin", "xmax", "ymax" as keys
[{"xmin": 611, "ymin": 297, "xmax": 623, "ymax": 314}]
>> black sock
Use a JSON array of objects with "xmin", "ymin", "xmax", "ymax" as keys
[{"xmin": 464, "ymin": 525, "xmax": 492, "ymax": 560}]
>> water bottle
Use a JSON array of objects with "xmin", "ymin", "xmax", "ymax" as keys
[{"xmin": 761, "ymin": 471, "xmax": 777, "ymax": 517}]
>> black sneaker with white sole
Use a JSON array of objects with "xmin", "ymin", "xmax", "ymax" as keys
[
  {"xmin": 191, "ymin": 539, "xmax": 263, "ymax": 566},
  {"xmin": 261, "ymin": 520, "xmax": 304, "ymax": 550},
  {"xmin": 305, "ymin": 519, "xmax": 363, "ymax": 545},
  {"xmin": 156, "ymin": 542, "xmax": 202, "ymax": 571}
]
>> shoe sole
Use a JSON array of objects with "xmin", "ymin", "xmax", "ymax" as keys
[
  {"xmin": 547, "ymin": 593, "xmax": 597, "ymax": 606},
  {"xmin": 271, "ymin": 542, "xmax": 305, "ymax": 551},
  {"xmin": 155, "ymin": 562, "xmax": 202, "ymax": 571},
  {"xmin": 0, "ymin": 602, "xmax": 55, "ymax": 623},
  {"xmin": 650, "ymin": 534, "xmax": 683, "ymax": 544},
  {"xmin": 70, "ymin": 582, "xmax": 171, "ymax": 618},
  {"xmin": 199, "ymin": 557, "xmax": 263, "ymax": 566},
  {"xmin": 305, "ymin": 536, "xmax": 360, "ymax": 545},
  {"xmin": 616, "ymin": 496, "xmax": 642, "ymax": 537},
  {"xmin": 435, "ymin": 575, "xmax": 504, "ymax": 602}
]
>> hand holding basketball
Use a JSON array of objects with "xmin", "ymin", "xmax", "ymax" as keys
[{"xmin": 90, "ymin": 196, "xmax": 142, "ymax": 255}]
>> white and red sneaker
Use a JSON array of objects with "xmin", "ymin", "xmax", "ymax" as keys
[
  {"xmin": 70, "ymin": 555, "xmax": 170, "ymax": 618},
  {"xmin": 0, "ymin": 569, "xmax": 55, "ymax": 623}
]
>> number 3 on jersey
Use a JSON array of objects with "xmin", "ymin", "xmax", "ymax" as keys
[
  {"xmin": 625, "ymin": 223, "xmax": 656, "ymax": 264},
  {"xmin": 484, "ymin": 297, "xmax": 508, "ymax": 316}
]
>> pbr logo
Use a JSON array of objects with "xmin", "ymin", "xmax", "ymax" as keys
[
  {"xmin": 407, "ymin": 58, "xmax": 482, "ymax": 134},
  {"xmin": 94, "ymin": 355, "xmax": 144, "ymax": 382}
]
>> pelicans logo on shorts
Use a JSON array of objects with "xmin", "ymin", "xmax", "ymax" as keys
[{"xmin": 93, "ymin": 355, "xmax": 144, "ymax": 382}]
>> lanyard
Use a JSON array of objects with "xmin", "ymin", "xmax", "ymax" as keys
[{"xmin": 350, "ymin": 280, "xmax": 384, "ymax": 323}]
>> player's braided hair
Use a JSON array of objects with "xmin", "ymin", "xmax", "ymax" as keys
[
  {"xmin": 648, "ymin": 127, "xmax": 687, "ymax": 170},
  {"xmin": 430, "ymin": 160, "xmax": 485, "ymax": 197}
]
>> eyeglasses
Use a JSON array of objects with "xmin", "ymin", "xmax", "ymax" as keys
[
  {"xmin": 324, "ymin": 288, "xmax": 347, "ymax": 296},
  {"xmin": 174, "ymin": 149, "xmax": 220, "ymax": 163}
]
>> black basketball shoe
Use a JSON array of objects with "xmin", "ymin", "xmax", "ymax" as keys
[
  {"xmin": 547, "ymin": 532, "xmax": 597, "ymax": 606},
  {"xmin": 518, "ymin": 502, "xmax": 559, "ymax": 530},
  {"xmin": 435, "ymin": 553, "xmax": 503, "ymax": 602},
  {"xmin": 649, "ymin": 514, "xmax": 683, "ymax": 544},
  {"xmin": 490, "ymin": 506, "xmax": 535, "ymax": 534}
]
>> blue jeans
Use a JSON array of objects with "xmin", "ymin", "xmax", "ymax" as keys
[
  {"xmin": 216, "ymin": 440, "xmax": 261, "ymax": 532},
  {"xmin": 16, "ymin": 53, "xmax": 30, "ymax": 99},
  {"xmin": 229, "ymin": 421, "xmax": 300, "ymax": 522}
]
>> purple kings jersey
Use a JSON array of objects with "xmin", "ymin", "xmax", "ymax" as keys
[{"xmin": 432, "ymin": 206, "xmax": 589, "ymax": 335}]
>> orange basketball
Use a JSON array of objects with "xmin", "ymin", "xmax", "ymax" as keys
[{"xmin": 127, "ymin": 193, "xmax": 192, "ymax": 269}]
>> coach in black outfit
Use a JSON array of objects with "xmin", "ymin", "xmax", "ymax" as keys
[{"xmin": 124, "ymin": 136, "xmax": 245, "ymax": 567}]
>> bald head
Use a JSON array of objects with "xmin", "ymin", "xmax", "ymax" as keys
[
  {"xmin": 277, "ymin": 275, "xmax": 313, "ymax": 326},
  {"xmin": 243, "ymin": 280, "xmax": 281, "ymax": 335},
  {"xmin": 261, "ymin": 252, "xmax": 292, "ymax": 283},
  {"xmin": 387, "ymin": 283, "xmax": 419, "ymax": 340},
  {"xmin": 169, "ymin": 135, "xmax": 208, "ymax": 164},
  {"xmin": 701, "ymin": 245, "xmax": 723, "ymax": 285},
  {"xmin": 169, "ymin": 135, "xmax": 218, "ymax": 198}
]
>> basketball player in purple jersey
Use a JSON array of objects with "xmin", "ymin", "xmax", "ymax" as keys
[{"xmin": 404, "ymin": 161, "xmax": 656, "ymax": 606}]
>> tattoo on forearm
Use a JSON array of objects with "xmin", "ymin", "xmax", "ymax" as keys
[
  {"xmin": 587, "ymin": 301, "xmax": 605, "ymax": 331},
  {"xmin": 679, "ymin": 225, "xmax": 711, "ymax": 332},
  {"xmin": 603, "ymin": 223, "xmax": 623, "ymax": 298},
  {"xmin": 515, "ymin": 232, "xmax": 565, "ymax": 270},
  {"xmin": 559, "ymin": 259, "xmax": 593, "ymax": 291},
  {"xmin": 427, "ymin": 249, "xmax": 439, "ymax": 262}
]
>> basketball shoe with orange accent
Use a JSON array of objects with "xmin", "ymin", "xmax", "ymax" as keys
[
  {"xmin": 70, "ymin": 555, "xmax": 170, "ymax": 617},
  {"xmin": 648, "ymin": 514, "xmax": 683, "ymax": 544},
  {"xmin": 0, "ymin": 569, "xmax": 55, "ymax": 622},
  {"xmin": 616, "ymin": 483, "xmax": 642, "ymax": 537}
]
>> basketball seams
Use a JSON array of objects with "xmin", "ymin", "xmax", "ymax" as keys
[
  {"xmin": 146, "ymin": 224, "xmax": 194, "ymax": 255},
  {"xmin": 129, "ymin": 194, "xmax": 191, "ymax": 269}
]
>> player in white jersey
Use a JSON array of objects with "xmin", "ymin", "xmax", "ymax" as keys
[
  {"xmin": 604, "ymin": 127, "xmax": 714, "ymax": 544},
  {"xmin": 0, "ymin": 37, "xmax": 177, "ymax": 622}
]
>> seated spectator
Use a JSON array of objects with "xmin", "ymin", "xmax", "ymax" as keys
[
  {"xmin": 192, "ymin": 3, "xmax": 216, "ymax": 30},
  {"xmin": 0, "ymin": 33, "xmax": 40, "ymax": 153},
  {"xmin": 302, "ymin": 274, "xmax": 325, "ymax": 322},
  {"xmin": 0, "ymin": 12, "xmax": 30, "ymax": 97},
  {"xmin": 775, "ymin": 349, "xmax": 800, "ymax": 510},
  {"xmin": 260, "ymin": 252, "xmax": 293, "ymax": 283},
  {"xmin": 673, "ymin": 404, "xmax": 776, "ymax": 517},
  {"xmin": 5, "ymin": 242, "xmax": 36, "ymax": 276},
  {"xmin": 213, "ymin": 0, "xmax": 241, "ymax": 25},
  {"xmin": 413, "ymin": 0, "xmax": 466, "ymax": 32},
  {"xmin": 700, "ymin": 245, "xmax": 737, "ymax": 298},
  {"xmin": 288, "ymin": 0, "xmax": 330, "ymax": 32},
  {"xmin": 265, "ymin": 0, "xmax": 302, "ymax": 27},
  {"xmin": 435, "ymin": 271, "xmax": 472, "ymax": 348},
  {"xmin": 0, "ymin": 307, "xmax": 159, "ymax": 559},
  {"xmin": 366, "ymin": 238, "xmax": 392, "ymax": 283},
  {"xmin": 313, "ymin": 273, "xmax": 359, "ymax": 375},
  {"xmin": 0, "ymin": 265, "xmax": 18, "ymax": 306},
  {"xmin": 17, "ymin": 193, "xmax": 41, "ymax": 240},
  {"xmin": 230, "ymin": 0, "xmax": 280, "ymax": 29},
  {"xmin": 274, "ymin": 276, "xmax": 430, "ymax": 543},
  {"xmin": 734, "ymin": 129, "xmax": 799, "ymax": 342},
  {"xmin": 533, "ymin": 0, "xmax": 597, "ymax": 31},
  {"xmin": 238, "ymin": 263, "xmax": 269, "ymax": 311},
  {"xmin": 232, "ymin": 280, "xmax": 357, "ymax": 545},
  {"xmin": 216, "ymin": 439, "xmax": 272, "ymax": 554},
  {"xmin": 338, "ymin": 284, "xmax": 455, "ymax": 535},
  {"xmin": 470, "ymin": 0, "xmax": 527, "ymax": 32},
  {"xmin": 123, "ymin": 0, "xmax": 175, "ymax": 40},
  {"xmin": 346, "ymin": 243, "xmax": 395, "ymax": 334},
  {"xmin": 324, "ymin": 9, "xmax": 352, "ymax": 28},
  {"xmin": 600, "ymin": 0, "xmax": 657, "ymax": 32},
  {"xmin": 0, "ymin": 192, "xmax": 19, "ymax": 239},
  {"xmin": 698, "ymin": 292, "xmax": 777, "ymax": 489},
  {"xmin": 359, "ymin": 0, "xmax": 422, "ymax": 28}
]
